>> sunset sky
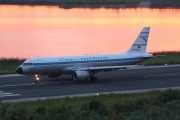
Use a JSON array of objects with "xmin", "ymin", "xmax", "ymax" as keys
[{"xmin": 0, "ymin": 5, "xmax": 180, "ymax": 58}]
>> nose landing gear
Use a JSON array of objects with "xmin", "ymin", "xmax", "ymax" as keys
[{"xmin": 34, "ymin": 75, "xmax": 40, "ymax": 84}]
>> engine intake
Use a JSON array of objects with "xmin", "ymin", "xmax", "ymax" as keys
[{"xmin": 72, "ymin": 71, "xmax": 90, "ymax": 80}]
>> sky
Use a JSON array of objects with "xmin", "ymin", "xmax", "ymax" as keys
[{"xmin": 0, "ymin": 5, "xmax": 180, "ymax": 58}]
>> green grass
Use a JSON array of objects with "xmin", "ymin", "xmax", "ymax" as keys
[
  {"xmin": 141, "ymin": 51, "xmax": 180, "ymax": 65},
  {"xmin": 0, "ymin": 51, "xmax": 180, "ymax": 74},
  {"xmin": 6, "ymin": 92, "xmax": 151, "ymax": 111},
  {"xmin": 0, "ymin": 58, "xmax": 25, "ymax": 74},
  {"xmin": 1, "ymin": 89, "xmax": 180, "ymax": 120}
]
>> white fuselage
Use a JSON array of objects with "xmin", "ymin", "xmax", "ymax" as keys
[
  {"xmin": 16, "ymin": 27, "xmax": 152, "ymax": 82},
  {"xmin": 19, "ymin": 52, "xmax": 152, "ymax": 76}
]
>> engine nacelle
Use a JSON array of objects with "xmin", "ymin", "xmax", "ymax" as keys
[
  {"xmin": 72, "ymin": 71, "xmax": 90, "ymax": 80},
  {"xmin": 47, "ymin": 74, "xmax": 60, "ymax": 78}
]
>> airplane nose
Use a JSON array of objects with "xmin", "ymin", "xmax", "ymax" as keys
[{"xmin": 16, "ymin": 67, "xmax": 23, "ymax": 74}]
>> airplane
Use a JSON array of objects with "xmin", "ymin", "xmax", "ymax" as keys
[{"xmin": 16, "ymin": 27, "xmax": 153, "ymax": 84}]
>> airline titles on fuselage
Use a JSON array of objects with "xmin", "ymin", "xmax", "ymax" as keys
[{"xmin": 59, "ymin": 56, "xmax": 109, "ymax": 61}]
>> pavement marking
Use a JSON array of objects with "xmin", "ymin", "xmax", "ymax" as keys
[
  {"xmin": 0, "ymin": 94, "xmax": 20, "ymax": 97},
  {"xmin": 0, "ymin": 84, "xmax": 24, "ymax": 88},
  {"xmin": 0, "ymin": 74, "xmax": 25, "ymax": 78},
  {"xmin": 2, "ymin": 86, "xmax": 180, "ymax": 103},
  {"xmin": 0, "ymin": 91, "xmax": 20, "ymax": 98},
  {"xmin": 164, "ymin": 73, "xmax": 180, "ymax": 76},
  {"xmin": 144, "ymin": 73, "xmax": 180, "ymax": 78},
  {"xmin": 0, "ymin": 81, "xmax": 73, "ymax": 88},
  {"xmin": 144, "ymin": 75, "xmax": 165, "ymax": 77}
]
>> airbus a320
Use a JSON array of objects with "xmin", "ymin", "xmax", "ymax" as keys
[{"xmin": 16, "ymin": 27, "xmax": 153, "ymax": 84}]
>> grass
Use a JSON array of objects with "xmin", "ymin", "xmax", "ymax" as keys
[
  {"xmin": 9, "ymin": 92, "xmax": 154, "ymax": 110},
  {"xmin": 1, "ymin": 89, "xmax": 180, "ymax": 119},
  {"xmin": 0, "ymin": 58, "xmax": 25, "ymax": 74},
  {"xmin": 141, "ymin": 51, "xmax": 180, "ymax": 65},
  {"xmin": 0, "ymin": 51, "xmax": 180, "ymax": 74}
]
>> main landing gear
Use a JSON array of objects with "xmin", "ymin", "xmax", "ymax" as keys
[
  {"xmin": 90, "ymin": 76, "xmax": 97, "ymax": 82},
  {"xmin": 34, "ymin": 75, "xmax": 40, "ymax": 84}
]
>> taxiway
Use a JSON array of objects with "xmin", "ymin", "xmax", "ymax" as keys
[{"xmin": 0, "ymin": 65, "xmax": 180, "ymax": 102}]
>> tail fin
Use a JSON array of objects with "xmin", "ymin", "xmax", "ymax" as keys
[{"xmin": 127, "ymin": 27, "xmax": 150, "ymax": 53}]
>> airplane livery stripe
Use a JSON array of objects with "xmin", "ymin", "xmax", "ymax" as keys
[
  {"xmin": 132, "ymin": 44, "xmax": 147, "ymax": 46},
  {"xmin": 140, "ymin": 32, "xmax": 149, "ymax": 34},
  {"xmin": 31, "ymin": 57, "xmax": 145, "ymax": 66}
]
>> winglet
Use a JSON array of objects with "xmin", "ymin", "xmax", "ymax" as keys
[{"xmin": 127, "ymin": 27, "xmax": 150, "ymax": 53}]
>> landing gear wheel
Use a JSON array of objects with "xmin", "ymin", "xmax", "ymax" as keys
[
  {"xmin": 34, "ymin": 80, "xmax": 39, "ymax": 84},
  {"xmin": 90, "ymin": 77, "xmax": 97, "ymax": 82}
]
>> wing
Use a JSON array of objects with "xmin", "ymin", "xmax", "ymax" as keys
[{"xmin": 68, "ymin": 65, "xmax": 137, "ymax": 73}]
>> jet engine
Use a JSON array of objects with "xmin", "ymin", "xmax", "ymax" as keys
[{"xmin": 72, "ymin": 71, "xmax": 90, "ymax": 80}]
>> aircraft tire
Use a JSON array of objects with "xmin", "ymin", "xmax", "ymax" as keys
[{"xmin": 34, "ymin": 80, "xmax": 39, "ymax": 84}]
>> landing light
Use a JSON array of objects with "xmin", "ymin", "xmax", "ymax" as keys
[
  {"xmin": 36, "ymin": 77, "xmax": 40, "ymax": 80},
  {"xmin": 165, "ymin": 63, "xmax": 168, "ymax": 66},
  {"xmin": 35, "ymin": 74, "xmax": 38, "ymax": 77},
  {"xmin": 96, "ymin": 93, "xmax": 99, "ymax": 96}
]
